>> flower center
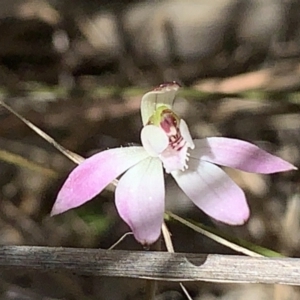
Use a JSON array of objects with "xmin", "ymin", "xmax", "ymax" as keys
[
  {"xmin": 148, "ymin": 106, "xmax": 185, "ymax": 150},
  {"xmin": 146, "ymin": 106, "xmax": 194, "ymax": 173}
]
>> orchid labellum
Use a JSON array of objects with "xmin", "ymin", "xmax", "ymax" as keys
[{"xmin": 51, "ymin": 83, "xmax": 296, "ymax": 245}]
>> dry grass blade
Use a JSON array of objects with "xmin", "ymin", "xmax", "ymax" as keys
[
  {"xmin": 0, "ymin": 246, "xmax": 299, "ymax": 285},
  {"xmin": 166, "ymin": 212, "xmax": 264, "ymax": 257},
  {"xmin": 0, "ymin": 149, "xmax": 58, "ymax": 178},
  {"xmin": 108, "ymin": 232, "xmax": 133, "ymax": 250},
  {"xmin": 0, "ymin": 100, "xmax": 84, "ymax": 165},
  {"xmin": 0, "ymin": 100, "xmax": 119, "ymax": 190},
  {"xmin": 162, "ymin": 222, "xmax": 193, "ymax": 300}
]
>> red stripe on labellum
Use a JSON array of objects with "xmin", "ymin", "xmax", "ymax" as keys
[{"xmin": 160, "ymin": 109, "xmax": 186, "ymax": 152}]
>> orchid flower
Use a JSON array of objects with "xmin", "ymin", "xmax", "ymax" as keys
[{"xmin": 51, "ymin": 83, "xmax": 296, "ymax": 245}]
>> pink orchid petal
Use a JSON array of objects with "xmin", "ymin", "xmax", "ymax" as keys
[
  {"xmin": 191, "ymin": 138, "xmax": 296, "ymax": 174},
  {"xmin": 141, "ymin": 82, "xmax": 180, "ymax": 125},
  {"xmin": 141, "ymin": 125, "xmax": 169, "ymax": 157},
  {"xmin": 115, "ymin": 157, "xmax": 165, "ymax": 245},
  {"xmin": 51, "ymin": 147, "xmax": 149, "ymax": 216},
  {"xmin": 172, "ymin": 159, "xmax": 250, "ymax": 225}
]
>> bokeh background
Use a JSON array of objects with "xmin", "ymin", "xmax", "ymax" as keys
[{"xmin": 0, "ymin": 0, "xmax": 300, "ymax": 299}]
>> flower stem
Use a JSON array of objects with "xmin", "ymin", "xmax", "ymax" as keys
[
  {"xmin": 145, "ymin": 280, "xmax": 157, "ymax": 300},
  {"xmin": 161, "ymin": 222, "xmax": 193, "ymax": 300},
  {"xmin": 144, "ymin": 237, "xmax": 161, "ymax": 300}
]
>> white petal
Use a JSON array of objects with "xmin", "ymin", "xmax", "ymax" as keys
[
  {"xmin": 159, "ymin": 145, "xmax": 189, "ymax": 173},
  {"xmin": 141, "ymin": 125, "xmax": 169, "ymax": 157},
  {"xmin": 141, "ymin": 82, "xmax": 180, "ymax": 125},
  {"xmin": 115, "ymin": 157, "xmax": 165, "ymax": 245},
  {"xmin": 172, "ymin": 159, "xmax": 250, "ymax": 225}
]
